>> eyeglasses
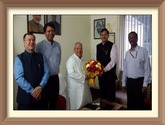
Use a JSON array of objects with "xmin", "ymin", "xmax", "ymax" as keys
[{"xmin": 24, "ymin": 39, "xmax": 35, "ymax": 43}]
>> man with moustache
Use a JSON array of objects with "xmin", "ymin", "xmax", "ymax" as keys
[
  {"xmin": 28, "ymin": 15, "xmax": 44, "ymax": 33},
  {"xmin": 122, "ymin": 31, "xmax": 151, "ymax": 110},
  {"xmin": 94, "ymin": 28, "xmax": 118, "ymax": 109}
]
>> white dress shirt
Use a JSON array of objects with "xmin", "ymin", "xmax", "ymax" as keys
[{"xmin": 122, "ymin": 45, "xmax": 151, "ymax": 87}]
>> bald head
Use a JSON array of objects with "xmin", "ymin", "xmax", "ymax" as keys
[
  {"xmin": 74, "ymin": 42, "xmax": 82, "ymax": 48},
  {"xmin": 74, "ymin": 42, "xmax": 83, "ymax": 59}
]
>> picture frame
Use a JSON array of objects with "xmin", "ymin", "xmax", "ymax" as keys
[
  {"xmin": 94, "ymin": 18, "xmax": 106, "ymax": 39},
  {"xmin": 109, "ymin": 32, "xmax": 115, "ymax": 43},
  {"xmin": 45, "ymin": 15, "xmax": 61, "ymax": 35},
  {"xmin": 27, "ymin": 15, "xmax": 45, "ymax": 34}
]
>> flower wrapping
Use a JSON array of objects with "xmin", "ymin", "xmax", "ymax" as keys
[{"xmin": 84, "ymin": 59, "xmax": 104, "ymax": 87}]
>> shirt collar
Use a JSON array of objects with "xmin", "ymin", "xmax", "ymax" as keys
[
  {"xmin": 130, "ymin": 45, "xmax": 139, "ymax": 51},
  {"xmin": 24, "ymin": 50, "xmax": 35, "ymax": 56},
  {"xmin": 73, "ymin": 53, "xmax": 84, "ymax": 61},
  {"xmin": 101, "ymin": 41, "xmax": 109, "ymax": 46},
  {"xmin": 45, "ymin": 39, "xmax": 55, "ymax": 47},
  {"xmin": 135, "ymin": 45, "xmax": 139, "ymax": 51}
]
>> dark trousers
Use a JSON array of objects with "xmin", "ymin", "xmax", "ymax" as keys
[
  {"xmin": 126, "ymin": 77, "xmax": 144, "ymax": 110},
  {"xmin": 98, "ymin": 72, "xmax": 116, "ymax": 102},
  {"xmin": 17, "ymin": 101, "xmax": 43, "ymax": 110},
  {"xmin": 42, "ymin": 75, "xmax": 59, "ymax": 110}
]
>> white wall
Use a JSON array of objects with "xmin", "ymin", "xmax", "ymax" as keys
[
  {"xmin": 13, "ymin": 15, "xmax": 119, "ymax": 109},
  {"xmin": 91, "ymin": 15, "xmax": 120, "ymax": 59}
]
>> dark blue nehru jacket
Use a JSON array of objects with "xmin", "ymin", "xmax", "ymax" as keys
[
  {"xmin": 17, "ymin": 51, "xmax": 44, "ymax": 104},
  {"xmin": 97, "ymin": 41, "xmax": 116, "ymax": 78}
]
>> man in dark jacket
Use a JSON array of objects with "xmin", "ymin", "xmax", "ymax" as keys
[
  {"xmin": 14, "ymin": 32, "xmax": 49, "ymax": 110},
  {"xmin": 94, "ymin": 28, "xmax": 118, "ymax": 109}
]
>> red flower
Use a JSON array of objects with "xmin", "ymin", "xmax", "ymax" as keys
[{"xmin": 84, "ymin": 60, "xmax": 103, "ymax": 86}]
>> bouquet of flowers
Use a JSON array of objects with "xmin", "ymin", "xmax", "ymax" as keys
[{"xmin": 84, "ymin": 59, "xmax": 104, "ymax": 87}]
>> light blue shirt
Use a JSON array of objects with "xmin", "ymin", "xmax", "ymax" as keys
[
  {"xmin": 122, "ymin": 45, "xmax": 151, "ymax": 87},
  {"xmin": 35, "ymin": 39, "xmax": 61, "ymax": 76},
  {"xmin": 14, "ymin": 54, "xmax": 49, "ymax": 94}
]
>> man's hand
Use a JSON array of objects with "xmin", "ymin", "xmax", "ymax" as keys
[
  {"xmin": 32, "ymin": 86, "xmax": 42, "ymax": 100},
  {"xmin": 85, "ymin": 75, "xmax": 90, "ymax": 80},
  {"xmin": 35, "ymin": 94, "xmax": 42, "ymax": 101},
  {"xmin": 142, "ymin": 86, "xmax": 147, "ymax": 94},
  {"xmin": 121, "ymin": 86, "xmax": 126, "ymax": 93}
]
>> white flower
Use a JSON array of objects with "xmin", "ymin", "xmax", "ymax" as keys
[
  {"xmin": 86, "ymin": 64, "xmax": 90, "ymax": 68},
  {"xmin": 91, "ymin": 60, "xmax": 94, "ymax": 63}
]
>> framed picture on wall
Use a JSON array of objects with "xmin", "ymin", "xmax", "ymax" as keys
[
  {"xmin": 27, "ymin": 15, "xmax": 45, "ymax": 34},
  {"xmin": 109, "ymin": 32, "xmax": 115, "ymax": 43},
  {"xmin": 94, "ymin": 18, "xmax": 106, "ymax": 39},
  {"xmin": 45, "ymin": 15, "xmax": 61, "ymax": 35}
]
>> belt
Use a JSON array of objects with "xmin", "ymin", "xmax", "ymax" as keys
[
  {"xmin": 50, "ymin": 74, "xmax": 58, "ymax": 78},
  {"xmin": 127, "ymin": 77, "xmax": 144, "ymax": 80}
]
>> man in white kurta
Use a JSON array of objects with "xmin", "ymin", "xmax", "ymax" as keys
[{"xmin": 66, "ymin": 42, "xmax": 92, "ymax": 110}]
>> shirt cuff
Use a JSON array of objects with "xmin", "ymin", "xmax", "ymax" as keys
[
  {"xmin": 122, "ymin": 82, "xmax": 126, "ymax": 87},
  {"xmin": 143, "ymin": 82, "xmax": 148, "ymax": 87},
  {"xmin": 39, "ymin": 84, "xmax": 44, "ymax": 89},
  {"xmin": 30, "ymin": 88, "xmax": 34, "ymax": 94}
]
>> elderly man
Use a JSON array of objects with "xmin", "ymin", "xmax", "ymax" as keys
[{"xmin": 66, "ymin": 42, "xmax": 92, "ymax": 110}]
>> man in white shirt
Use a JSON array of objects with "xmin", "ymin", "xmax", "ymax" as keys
[
  {"xmin": 66, "ymin": 42, "xmax": 92, "ymax": 110},
  {"xmin": 122, "ymin": 31, "xmax": 151, "ymax": 110}
]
